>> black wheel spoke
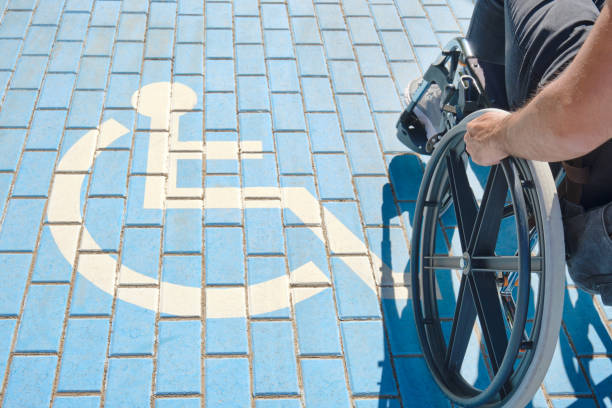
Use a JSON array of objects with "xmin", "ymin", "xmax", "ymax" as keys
[
  {"xmin": 468, "ymin": 165, "xmax": 508, "ymax": 255},
  {"xmin": 445, "ymin": 275, "xmax": 477, "ymax": 371},
  {"xmin": 471, "ymin": 256, "xmax": 542, "ymax": 273},
  {"xmin": 446, "ymin": 151, "xmax": 478, "ymax": 251},
  {"xmin": 467, "ymin": 272, "xmax": 509, "ymax": 376}
]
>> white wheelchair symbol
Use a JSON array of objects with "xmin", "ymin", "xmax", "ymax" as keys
[{"xmin": 46, "ymin": 82, "xmax": 409, "ymax": 318}]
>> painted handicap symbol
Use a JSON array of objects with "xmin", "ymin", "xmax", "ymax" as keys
[{"xmin": 46, "ymin": 82, "xmax": 410, "ymax": 318}]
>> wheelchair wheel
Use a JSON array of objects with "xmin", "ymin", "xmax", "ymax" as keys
[{"xmin": 411, "ymin": 109, "xmax": 566, "ymax": 407}]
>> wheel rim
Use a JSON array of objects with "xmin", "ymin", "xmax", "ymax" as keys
[{"xmin": 411, "ymin": 112, "xmax": 548, "ymax": 407}]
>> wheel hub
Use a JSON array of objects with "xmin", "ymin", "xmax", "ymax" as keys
[{"xmin": 461, "ymin": 252, "xmax": 471, "ymax": 275}]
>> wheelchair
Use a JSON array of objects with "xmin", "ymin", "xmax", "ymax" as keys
[{"xmin": 397, "ymin": 38, "xmax": 566, "ymax": 407}]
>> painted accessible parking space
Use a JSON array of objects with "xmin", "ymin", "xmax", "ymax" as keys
[{"xmin": 0, "ymin": 0, "xmax": 610, "ymax": 407}]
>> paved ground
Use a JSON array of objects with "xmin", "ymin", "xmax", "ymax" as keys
[{"xmin": 0, "ymin": 0, "xmax": 610, "ymax": 407}]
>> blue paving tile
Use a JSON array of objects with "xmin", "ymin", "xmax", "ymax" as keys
[
  {"xmin": 262, "ymin": 3, "xmax": 289, "ymax": 29},
  {"xmin": 396, "ymin": 0, "xmax": 426, "ymax": 17},
  {"xmin": 242, "ymin": 152, "xmax": 278, "ymax": 189},
  {"xmin": 205, "ymin": 358, "xmax": 251, "ymax": 407},
  {"xmin": 57, "ymin": 12, "xmax": 89, "ymax": 41},
  {"xmin": 0, "ymin": 199, "xmax": 45, "ymax": 251},
  {"xmin": 268, "ymin": 60, "xmax": 299, "ymax": 93},
  {"xmin": 110, "ymin": 297, "xmax": 156, "ymax": 355},
  {"xmin": 179, "ymin": 0, "xmax": 203, "ymax": 15},
  {"xmin": 26, "ymin": 109, "xmax": 67, "ymax": 149},
  {"xmin": 322, "ymin": 30, "xmax": 354, "ymax": 60},
  {"xmin": 0, "ymin": 10, "xmax": 30, "ymax": 38},
  {"xmin": 118, "ymin": 13, "xmax": 147, "ymax": 41},
  {"xmin": 175, "ymin": 43, "xmax": 204, "ymax": 74},
  {"xmin": 161, "ymin": 257, "xmax": 201, "ymax": 312},
  {"xmin": 235, "ymin": 16, "xmax": 262, "ymax": 44},
  {"xmin": 0, "ymin": 70, "xmax": 10, "ymax": 101},
  {"xmin": 10, "ymin": 55, "xmax": 47, "ymax": 89},
  {"xmin": 239, "ymin": 112, "xmax": 275, "ymax": 152},
  {"xmin": 0, "ymin": 173, "xmax": 13, "ymax": 215},
  {"xmin": 31, "ymin": 226, "xmax": 74, "ymax": 283},
  {"xmin": 381, "ymin": 297, "xmax": 421, "ymax": 355},
  {"xmin": 0, "ymin": 319, "xmax": 16, "ymax": 386},
  {"xmin": 426, "ymin": 5, "xmax": 461, "ymax": 32},
  {"xmin": 294, "ymin": 288, "xmax": 342, "ymax": 355},
  {"xmin": 314, "ymin": 154, "xmax": 355, "ymax": 200},
  {"xmin": 149, "ymin": 2, "xmax": 177, "ymax": 28},
  {"xmin": 316, "ymin": 4, "xmax": 345, "ymax": 30},
  {"xmin": 53, "ymin": 396, "xmax": 101, "ymax": 408},
  {"xmin": 374, "ymin": 112, "xmax": 410, "ymax": 153},
  {"xmin": 341, "ymin": 321, "xmax": 398, "ymax": 396},
  {"xmin": 126, "ymin": 176, "xmax": 164, "ymax": 226},
  {"xmin": 355, "ymin": 177, "xmax": 399, "ymax": 226},
  {"xmin": 205, "ymin": 60, "xmax": 236, "ymax": 93},
  {"xmin": 251, "ymin": 321, "xmax": 299, "ymax": 395},
  {"xmin": 285, "ymin": 226, "xmax": 329, "ymax": 277},
  {"xmin": 206, "ymin": 316, "xmax": 248, "ymax": 355},
  {"xmin": 414, "ymin": 46, "xmax": 442, "ymax": 71},
  {"xmin": 307, "ymin": 112, "xmax": 345, "ymax": 153},
  {"xmin": 177, "ymin": 111, "xmax": 203, "ymax": 143},
  {"xmin": 84, "ymin": 27, "xmax": 116, "ymax": 57},
  {"xmin": 301, "ymin": 77, "xmax": 335, "ymax": 112},
  {"xmin": 331, "ymin": 257, "xmax": 381, "ymax": 318},
  {"xmin": 176, "ymin": 155, "xmax": 202, "ymax": 184},
  {"xmin": 67, "ymin": 90, "xmax": 105, "ymax": 128},
  {"xmin": 256, "ymin": 399, "xmax": 302, "ymax": 408},
  {"xmin": 83, "ymin": 198, "xmax": 124, "ymax": 251},
  {"xmin": 403, "ymin": 17, "xmax": 438, "ymax": 46},
  {"xmin": 345, "ymin": 132, "xmax": 386, "ymax": 175},
  {"xmin": 371, "ymin": 4, "xmax": 403, "ymax": 30},
  {"xmin": 31, "ymin": 0, "xmax": 65, "ymax": 25},
  {"xmin": 264, "ymin": 29, "xmax": 295, "ymax": 59},
  {"xmin": 329, "ymin": 60, "xmax": 363, "ymax": 94},
  {"xmin": 364, "ymin": 77, "xmax": 403, "ymax": 112},
  {"xmin": 140, "ymin": 59, "xmax": 173, "ymax": 94},
  {"xmin": 204, "ymin": 175, "xmax": 241, "ymax": 225},
  {"xmin": 205, "ymin": 132, "xmax": 238, "ymax": 174},
  {"xmin": 354, "ymin": 399, "xmax": 401, "ymax": 408},
  {"xmin": 301, "ymin": 358, "xmax": 351, "ymax": 407},
  {"xmin": 0, "ymin": 90, "xmax": 37, "ymax": 127},
  {"xmin": 245, "ymin": 207, "xmax": 285, "ymax": 255},
  {"xmin": 291, "ymin": 17, "xmax": 321, "ymax": 44},
  {"xmin": 355, "ymin": 46, "xmax": 389, "ymax": 76},
  {"xmin": 232, "ymin": 0, "xmax": 256, "ymax": 16},
  {"xmin": 448, "ymin": 0, "xmax": 474, "ymax": 19},
  {"xmin": 347, "ymin": 17, "xmax": 380, "ymax": 45},
  {"xmin": 65, "ymin": 0, "xmax": 93, "ymax": 12},
  {"xmin": 0, "ymin": 254, "xmax": 32, "ymax": 316},
  {"xmin": 388, "ymin": 153, "xmax": 423, "ymax": 200},
  {"xmin": 0, "ymin": 39, "xmax": 20, "ymax": 69},
  {"xmin": 205, "ymin": 227, "xmax": 244, "ymax": 285},
  {"xmin": 90, "ymin": 150, "xmax": 130, "ymax": 196},
  {"xmin": 395, "ymin": 357, "xmax": 452, "ymax": 406},
  {"xmin": 91, "ymin": 1, "xmax": 121, "ymax": 26},
  {"xmin": 76, "ymin": 57, "xmax": 111, "ymax": 90},
  {"xmin": 380, "ymin": 31, "xmax": 414, "ymax": 61},
  {"xmin": 121, "ymin": 228, "xmax": 161, "ymax": 282},
  {"xmin": 287, "ymin": 0, "xmax": 314, "ymax": 16},
  {"xmin": 177, "ymin": 15, "xmax": 204, "ymax": 43},
  {"xmin": 122, "ymin": 0, "xmax": 147, "ymax": 13},
  {"xmin": 236, "ymin": 44, "xmax": 266, "ymax": 75},
  {"xmin": 174, "ymin": 75, "xmax": 204, "ymax": 110},
  {"xmin": 155, "ymin": 398, "xmax": 201, "ymax": 408},
  {"xmin": 205, "ymin": 93, "xmax": 237, "ymax": 130},
  {"xmin": 581, "ymin": 357, "xmax": 612, "ymax": 407},
  {"xmin": 105, "ymin": 358, "xmax": 153, "ymax": 407},
  {"xmin": 12, "ymin": 151, "xmax": 55, "ymax": 197},
  {"xmin": 15, "ymin": 284, "xmax": 69, "ymax": 352},
  {"xmin": 22, "ymin": 25, "xmax": 56, "ymax": 55},
  {"xmin": 563, "ymin": 288, "xmax": 612, "ymax": 355},
  {"xmin": 389, "ymin": 60, "xmax": 420, "ymax": 93},
  {"xmin": 70, "ymin": 265, "xmax": 115, "ymax": 316},
  {"xmin": 205, "ymin": 29, "xmax": 234, "ymax": 58},
  {"xmin": 3, "ymin": 355, "xmax": 57, "ymax": 408},
  {"xmin": 0, "ymin": 130, "xmax": 25, "ymax": 171},
  {"xmin": 342, "ymin": 0, "xmax": 370, "ymax": 16},
  {"xmin": 106, "ymin": 74, "xmax": 140, "ymax": 108},
  {"xmin": 248, "ymin": 257, "xmax": 290, "ymax": 318},
  {"xmin": 271, "ymin": 93, "xmax": 306, "ymax": 131},
  {"xmin": 38, "ymin": 73, "xmax": 76, "ymax": 109},
  {"xmin": 157, "ymin": 320, "xmax": 201, "ymax": 394},
  {"xmin": 238, "ymin": 76, "xmax": 270, "ymax": 112},
  {"xmin": 206, "ymin": 2, "xmax": 232, "ymax": 28},
  {"xmin": 165, "ymin": 208, "xmax": 202, "ymax": 254},
  {"xmin": 57, "ymin": 318, "xmax": 109, "ymax": 392},
  {"xmin": 544, "ymin": 329, "xmax": 591, "ymax": 396},
  {"xmin": 145, "ymin": 28, "xmax": 175, "ymax": 59},
  {"xmin": 296, "ymin": 45, "xmax": 327, "ymax": 76},
  {"xmin": 49, "ymin": 42, "xmax": 83, "ymax": 73},
  {"xmin": 276, "ymin": 132, "xmax": 313, "ymax": 175}
]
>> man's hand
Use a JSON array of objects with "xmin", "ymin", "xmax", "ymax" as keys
[{"xmin": 464, "ymin": 110, "xmax": 511, "ymax": 166}]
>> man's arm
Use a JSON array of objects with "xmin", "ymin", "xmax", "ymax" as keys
[{"xmin": 464, "ymin": 2, "xmax": 612, "ymax": 166}]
